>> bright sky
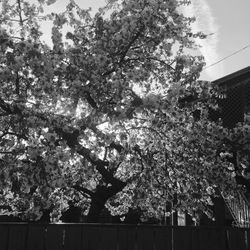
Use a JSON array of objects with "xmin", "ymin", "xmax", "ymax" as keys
[
  {"xmin": 190, "ymin": 0, "xmax": 250, "ymax": 81},
  {"xmin": 41, "ymin": 0, "xmax": 250, "ymax": 82}
]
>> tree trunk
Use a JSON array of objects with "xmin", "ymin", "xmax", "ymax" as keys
[
  {"xmin": 87, "ymin": 199, "xmax": 106, "ymax": 223},
  {"xmin": 86, "ymin": 184, "xmax": 124, "ymax": 223}
]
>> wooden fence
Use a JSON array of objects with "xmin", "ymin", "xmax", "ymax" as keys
[{"xmin": 0, "ymin": 223, "xmax": 250, "ymax": 250}]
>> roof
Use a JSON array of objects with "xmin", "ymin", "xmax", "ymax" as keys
[{"xmin": 212, "ymin": 66, "xmax": 250, "ymax": 88}]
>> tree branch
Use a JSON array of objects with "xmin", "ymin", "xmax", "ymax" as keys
[
  {"xmin": 118, "ymin": 25, "xmax": 145, "ymax": 66},
  {"xmin": 109, "ymin": 141, "xmax": 124, "ymax": 153},
  {"xmin": 15, "ymin": 71, "xmax": 20, "ymax": 96},
  {"xmin": 0, "ymin": 97, "xmax": 126, "ymax": 190},
  {"xmin": 0, "ymin": 98, "xmax": 13, "ymax": 114},
  {"xmin": 0, "ymin": 151, "xmax": 15, "ymax": 155},
  {"xmin": 0, "ymin": 97, "xmax": 22, "ymax": 115},
  {"xmin": 0, "ymin": 131, "xmax": 27, "ymax": 140},
  {"xmin": 83, "ymin": 90, "xmax": 98, "ymax": 109},
  {"xmin": 17, "ymin": 0, "xmax": 24, "ymax": 26},
  {"xmin": 73, "ymin": 185, "xmax": 94, "ymax": 198},
  {"xmin": 102, "ymin": 24, "xmax": 145, "ymax": 77}
]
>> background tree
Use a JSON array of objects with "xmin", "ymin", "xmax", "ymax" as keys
[{"xmin": 0, "ymin": 0, "xmax": 245, "ymax": 223}]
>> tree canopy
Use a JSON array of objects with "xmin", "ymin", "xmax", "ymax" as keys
[{"xmin": 0, "ymin": 0, "xmax": 248, "ymax": 223}]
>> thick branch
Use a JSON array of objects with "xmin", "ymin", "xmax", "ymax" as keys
[
  {"xmin": 17, "ymin": 0, "xmax": 24, "ymax": 26},
  {"xmin": 83, "ymin": 90, "xmax": 98, "ymax": 109},
  {"xmin": 109, "ymin": 141, "xmax": 124, "ymax": 153},
  {"xmin": 0, "ymin": 98, "xmax": 126, "ymax": 190},
  {"xmin": 73, "ymin": 185, "xmax": 94, "ymax": 198}
]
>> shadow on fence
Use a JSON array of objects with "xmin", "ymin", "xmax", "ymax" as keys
[{"xmin": 0, "ymin": 223, "xmax": 249, "ymax": 250}]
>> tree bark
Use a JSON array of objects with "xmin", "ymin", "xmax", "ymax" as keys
[{"xmin": 86, "ymin": 183, "xmax": 126, "ymax": 223}]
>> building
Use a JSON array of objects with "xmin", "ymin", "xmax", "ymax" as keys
[
  {"xmin": 213, "ymin": 66, "xmax": 250, "ymax": 128},
  {"xmin": 171, "ymin": 66, "xmax": 250, "ymax": 227}
]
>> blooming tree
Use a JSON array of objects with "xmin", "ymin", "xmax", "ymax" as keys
[{"xmin": 0, "ymin": 0, "xmax": 245, "ymax": 223}]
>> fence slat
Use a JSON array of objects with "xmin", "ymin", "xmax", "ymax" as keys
[
  {"xmin": 8, "ymin": 225, "xmax": 28, "ymax": 250},
  {"xmin": 26, "ymin": 225, "xmax": 46, "ymax": 250},
  {"xmin": 173, "ymin": 227, "xmax": 192, "ymax": 250},
  {"xmin": 191, "ymin": 228, "xmax": 208, "ymax": 250},
  {"xmin": 0, "ymin": 225, "xmax": 9, "ymax": 250},
  {"xmin": 127, "ymin": 226, "xmax": 137, "ymax": 250},
  {"xmin": 137, "ymin": 227, "xmax": 154, "ymax": 250},
  {"xmin": 212, "ymin": 228, "xmax": 227, "ymax": 250},
  {"xmin": 154, "ymin": 227, "xmax": 172, "ymax": 250},
  {"xmin": 190, "ymin": 228, "xmax": 201, "ymax": 250},
  {"xmin": 117, "ymin": 226, "xmax": 128, "ymax": 250},
  {"xmin": 63, "ymin": 225, "xmax": 82, "ymax": 250},
  {"xmin": 227, "ymin": 229, "xmax": 247, "ymax": 250},
  {"xmin": 196, "ymin": 227, "xmax": 226, "ymax": 250},
  {"xmin": 45, "ymin": 225, "xmax": 64, "ymax": 250},
  {"xmin": 117, "ymin": 226, "xmax": 136, "ymax": 250},
  {"xmin": 247, "ymin": 230, "xmax": 250, "ymax": 250},
  {"xmin": 100, "ymin": 226, "xmax": 117, "ymax": 250},
  {"xmin": 82, "ymin": 226, "xmax": 101, "ymax": 250}
]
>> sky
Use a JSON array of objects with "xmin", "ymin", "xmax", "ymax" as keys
[
  {"xmin": 41, "ymin": 0, "xmax": 250, "ymax": 82},
  {"xmin": 190, "ymin": 0, "xmax": 250, "ymax": 81}
]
